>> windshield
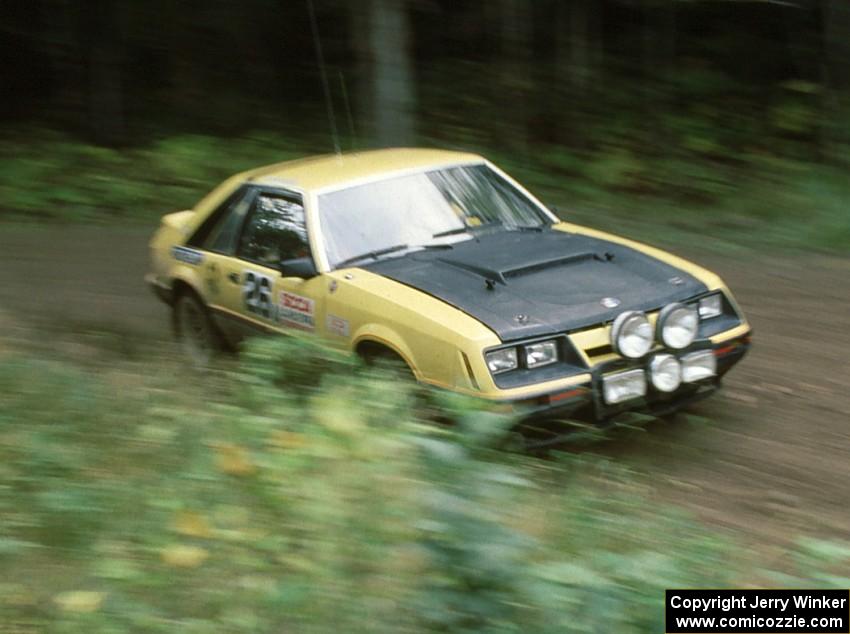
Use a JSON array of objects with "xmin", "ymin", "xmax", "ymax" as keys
[{"xmin": 317, "ymin": 164, "xmax": 550, "ymax": 268}]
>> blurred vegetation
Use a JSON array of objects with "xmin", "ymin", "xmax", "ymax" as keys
[
  {"xmin": 0, "ymin": 126, "xmax": 847, "ymax": 253},
  {"xmin": 2, "ymin": 333, "xmax": 850, "ymax": 632},
  {"xmin": 1, "ymin": 3, "xmax": 848, "ymax": 629},
  {"xmin": 1, "ymin": 0, "xmax": 848, "ymax": 251}
]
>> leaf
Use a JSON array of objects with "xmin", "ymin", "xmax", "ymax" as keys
[
  {"xmin": 214, "ymin": 443, "xmax": 256, "ymax": 476},
  {"xmin": 780, "ymin": 80, "xmax": 821, "ymax": 94},
  {"xmin": 267, "ymin": 430, "xmax": 306, "ymax": 450},
  {"xmin": 534, "ymin": 562, "xmax": 611, "ymax": 588},
  {"xmin": 54, "ymin": 591, "xmax": 106, "ymax": 613},
  {"xmin": 160, "ymin": 544, "xmax": 209, "ymax": 568},
  {"xmin": 173, "ymin": 510, "xmax": 213, "ymax": 538},
  {"xmin": 0, "ymin": 537, "xmax": 36, "ymax": 556},
  {"xmin": 93, "ymin": 557, "xmax": 141, "ymax": 581},
  {"xmin": 797, "ymin": 538, "xmax": 850, "ymax": 561},
  {"xmin": 312, "ymin": 393, "xmax": 365, "ymax": 436}
]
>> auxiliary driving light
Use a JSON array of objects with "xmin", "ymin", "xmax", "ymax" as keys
[
  {"xmin": 610, "ymin": 311, "xmax": 653, "ymax": 359},
  {"xmin": 649, "ymin": 353, "xmax": 682, "ymax": 392},
  {"xmin": 602, "ymin": 368, "xmax": 647, "ymax": 405},
  {"xmin": 681, "ymin": 350, "xmax": 717, "ymax": 383},
  {"xmin": 698, "ymin": 293, "xmax": 723, "ymax": 319},
  {"xmin": 658, "ymin": 302, "xmax": 699, "ymax": 349}
]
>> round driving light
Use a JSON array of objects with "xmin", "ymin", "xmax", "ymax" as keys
[
  {"xmin": 610, "ymin": 311, "xmax": 653, "ymax": 359},
  {"xmin": 657, "ymin": 302, "xmax": 699, "ymax": 349},
  {"xmin": 649, "ymin": 354, "xmax": 682, "ymax": 392}
]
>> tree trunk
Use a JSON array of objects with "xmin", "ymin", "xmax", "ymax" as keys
[
  {"xmin": 41, "ymin": 0, "xmax": 84, "ymax": 130},
  {"xmin": 555, "ymin": 0, "xmax": 599, "ymax": 146},
  {"xmin": 567, "ymin": 0, "xmax": 589, "ymax": 98},
  {"xmin": 822, "ymin": 0, "xmax": 850, "ymax": 163},
  {"xmin": 823, "ymin": 0, "xmax": 850, "ymax": 91},
  {"xmin": 349, "ymin": 0, "xmax": 372, "ymax": 145},
  {"xmin": 369, "ymin": 0, "xmax": 415, "ymax": 147},
  {"xmin": 86, "ymin": 0, "xmax": 124, "ymax": 146},
  {"xmin": 499, "ymin": 0, "xmax": 530, "ymax": 155}
]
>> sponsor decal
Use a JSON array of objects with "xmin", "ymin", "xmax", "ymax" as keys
[
  {"xmin": 326, "ymin": 314, "xmax": 350, "ymax": 337},
  {"xmin": 279, "ymin": 291, "xmax": 315, "ymax": 330},
  {"xmin": 172, "ymin": 246, "xmax": 204, "ymax": 265}
]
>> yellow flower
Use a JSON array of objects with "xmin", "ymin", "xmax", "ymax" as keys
[
  {"xmin": 267, "ymin": 430, "xmax": 305, "ymax": 450},
  {"xmin": 173, "ymin": 510, "xmax": 212, "ymax": 538},
  {"xmin": 160, "ymin": 544, "xmax": 209, "ymax": 568},
  {"xmin": 54, "ymin": 591, "xmax": 106, "ymax": 613},
  {"xmin": 214, "ymin": 443, "xmax": 256, "ymax": 476}
]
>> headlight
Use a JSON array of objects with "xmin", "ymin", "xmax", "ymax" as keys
[
  {"xmin": 649, "ymin": 353, "xmax": 682, "ymax": 392},
  {"xmin": 485, "ymin": 348, "xmax": 518, "ymax": 374},
  {"xmin": 525, "ymin": 340, "xmax": 558, "ymax": 368},
  {"xmin": 698, "ymin": 293, "xmax": 723, "ymax": 319},
  {"xmin": 611, "ymin": 311, "xmax": 653, "ymax": 359},
  {"xmin": 658, "ymin": 302, "xmax": 699, "ymax": 349}
]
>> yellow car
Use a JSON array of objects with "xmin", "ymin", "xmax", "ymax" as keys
[{"xmin": 146, "ymin": 148, "xmax": 750, "ymax": 425}]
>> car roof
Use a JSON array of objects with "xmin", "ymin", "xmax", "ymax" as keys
[{"xmin": 245, "ymin": 147, "xmax": 484, "ymax": 192}]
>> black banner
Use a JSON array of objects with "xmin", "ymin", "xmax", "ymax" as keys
[{"xmin": 666, "ymin": 589, "xmax": 849, "ymax": 633}]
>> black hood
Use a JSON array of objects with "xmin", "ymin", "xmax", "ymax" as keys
[{"xmin": 362, "ymin": 229, "xmax": 707, "ymax": 342}]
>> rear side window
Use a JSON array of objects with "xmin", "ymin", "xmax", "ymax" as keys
[
  {"xmin": 205, "ymin": 192, "xmax": 253, "ymax": 254},
  {"xmin": 238, "ymin": 193, "xmax": 309, "ymax": 267},
  {"xmin": 187, "ymin": 186, "xmax": 253, "ymax": 254}
]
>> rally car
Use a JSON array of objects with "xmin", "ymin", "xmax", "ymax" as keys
[{"xmin": 146, "ymin": 148, "xmax": 750, "ymax": 424}]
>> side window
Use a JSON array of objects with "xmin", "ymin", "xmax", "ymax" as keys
[
  {"xmin": 204, "ymin": 191, "xmax": 253, "ymax": 254},
  {"xmin": 238, "ymin": 193, "xmax": 309, "ymax": 267},
  {"xmin": 188, "ymin": 186, "xmax": 253, "ymax": 254}
]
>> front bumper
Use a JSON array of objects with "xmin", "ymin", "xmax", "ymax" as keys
[
  {"xmin": 506, "ymin": 331, "xmax": 751, "ymax": 438},
  {"xmin": 145, "ymin": 274, "xmax": 174, "ymax": 305}
]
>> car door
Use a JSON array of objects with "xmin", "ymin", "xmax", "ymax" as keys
[
  {"xmin": 223, "ymin": 188, "xmax": 326, "ymax": 341},
  {"xmin": 185, "ymin": 185, "xmax": 256, "ymax": 343}
]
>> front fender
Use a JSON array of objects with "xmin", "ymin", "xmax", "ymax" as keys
[{"xmin": 352, "ymin": 324, "xmax": 420, "ymax": 380}]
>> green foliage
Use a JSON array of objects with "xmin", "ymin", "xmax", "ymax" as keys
[
  {"xmin": 1, "ymin": 336, "xmax": 846, "ymax": 632},
  {"xmin": 0, "ymin": 130, "xmax": 308, "ymax": 223},
  {"xmin": 1, "ymin": 113, "xmax": 847, "ymax": 252}
]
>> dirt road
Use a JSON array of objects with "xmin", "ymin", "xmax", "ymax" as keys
[{"xmin": 1, "ymin": 224, "xmax": 848, "ymax": 552}]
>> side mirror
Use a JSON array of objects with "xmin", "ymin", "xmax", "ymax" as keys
[{"xmin": 280, "ymin": 256, "xmax": 318, "ymax": 279}]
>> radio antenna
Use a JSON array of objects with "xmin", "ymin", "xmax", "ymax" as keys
[
  {"xmin": 307, "ymin": 0, "xmax": 340, "ymax": 155},
  {"xmin": 338, "ymin": 70, "xmax": 356, "ymax": 150}
]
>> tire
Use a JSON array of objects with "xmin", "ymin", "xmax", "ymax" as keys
[{"xmin": 174, "ymin": 292, "xmax": 219, "ymax": 366}]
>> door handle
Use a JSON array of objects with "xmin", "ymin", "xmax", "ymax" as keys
[{"xmin": 227, "ymin": 272, "xmax": 240, "ymax": 284}]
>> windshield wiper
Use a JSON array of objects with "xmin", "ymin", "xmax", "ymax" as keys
[
  {"xmin": 335, "ymin": 242, "xmax": 455, "ymax": 269},
  {"xmin": 507, "ymin": 225, "xmax": 546, "ymax": 232},
  {"xmin": 335, "ymin": 243, "xmax": 410, "ymax": 268},
  {"xmin": 432, "ymin": 223, "xmax": 495, "ymax": 238},
  {"xmin": 433, "ymin": 223, "xmax": 545, "ymax": 239},
  {"xmin": 432, "ymin": 226, "xmax": 471, "ymax": 238}
]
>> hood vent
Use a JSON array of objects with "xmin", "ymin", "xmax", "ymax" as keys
[
  {"xmin": 441, "ymin": 250, "xmax": 607, "ymax": 286},
  {"xmin": 502, "ymin": 252, "xmax": 602, "ymax": 280}
]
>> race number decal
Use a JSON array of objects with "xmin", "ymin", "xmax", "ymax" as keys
[
  {"xmin": 243, "ymin": 270, "xmax": 273, "ymax": 319},
  {"xmin": 279, "ymin": 291, "xmax": 315, "ymax": 330}
]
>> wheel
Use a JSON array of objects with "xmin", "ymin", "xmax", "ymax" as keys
[{"xmin": 174, "ymin": 292, "xmax": 219, "ymax": 366}]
